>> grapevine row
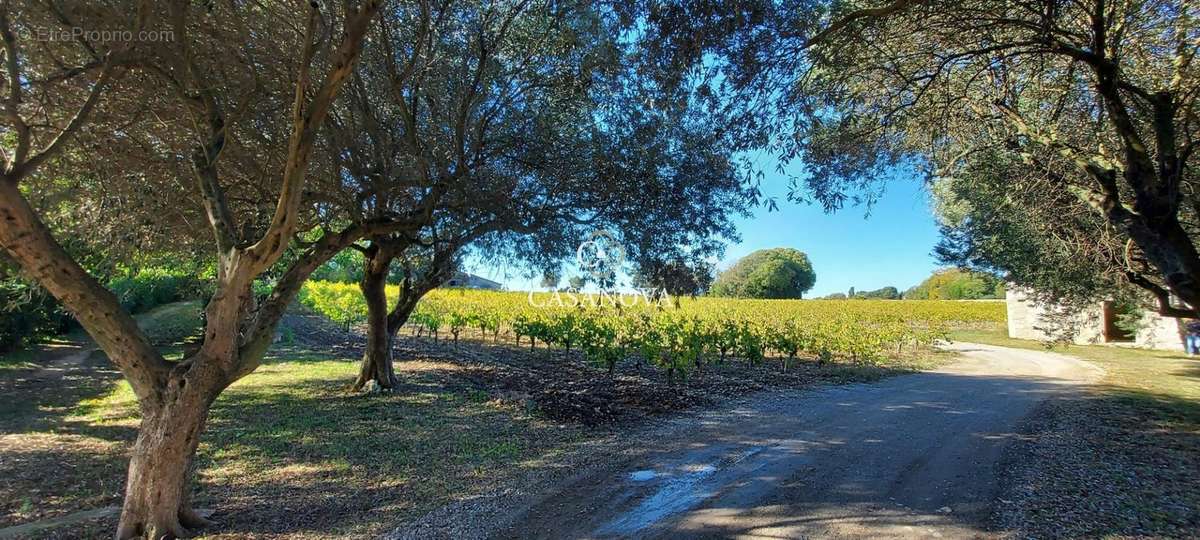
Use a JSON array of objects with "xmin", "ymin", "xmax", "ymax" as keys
[{"xmin": 300, "ymin": 283, "xmax": 1005, "ymax": 376}]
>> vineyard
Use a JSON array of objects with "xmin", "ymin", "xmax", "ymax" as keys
[{"xmin": 300, "ymin": 282, "xmax": 1005, "ymax": 377}]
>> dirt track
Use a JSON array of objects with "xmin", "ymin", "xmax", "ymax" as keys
[{"xmin": 390, "ymin": 342, "xmax": 1104, "ymax": 539}]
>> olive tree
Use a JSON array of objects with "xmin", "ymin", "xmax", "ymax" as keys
[
  {"xmin": 0, "ymin": 2, "xmax": 383, "ymax": 537},
  {"xmin": 326, "ymin": 0, "xmax": 754, "ymax": 390}
]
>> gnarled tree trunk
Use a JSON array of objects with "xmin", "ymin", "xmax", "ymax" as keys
[
  {"xmin": 353, "ymin": 238, "xmax": 459, "ymax": 391},
  {"xmin": 354, "ymin": 292, "xmax": 421, "ymax": 390},
  {"xmin": 355, "ymin": 248, "xmax": 399, "ymax": 389},
  {"xmin": 0, "ymin": 3, "xmax": 383, "ymax": 537},
  {"xmin": 354, "ymin": 285, "xmax": 426, "ymax": 390},
  {"xmin": 115, "ymin": 371, "xmax": 216, "ymax": 539}
]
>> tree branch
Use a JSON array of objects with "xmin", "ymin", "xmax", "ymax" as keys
[
  {"xmin": 0, "ymin": 181, "xmax": 170, "ymax": 403},
  {"xmin": 805, "ymin": 0, "xmax": 923, "ymax": 49},
  {"xmin": 1126, "ymin": 271, "xmax": 1195, "ymax": 318},
  {"xmin": 242, "ymin": 0, "xmax": 383, "ymax": 270}
]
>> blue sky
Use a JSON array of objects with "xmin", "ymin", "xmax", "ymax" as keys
[
  {"xmin": 467, "ymin": 159, "xmax": 944, "ymax": 296},
  {"xmin": 717, "ymin": 171, "xmax": 942, "ymax": 297}
]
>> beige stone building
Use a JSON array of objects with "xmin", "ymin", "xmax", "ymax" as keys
[{"xmin": 1006, "ymin": 287, "xmax": 1186, "ymax": 351}]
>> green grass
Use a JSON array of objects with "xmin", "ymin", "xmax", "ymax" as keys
[
  {"xmin": 131, "ymin": 300, "xmax": 204, "ymax": 347},
  {"xmin": 1, "ymin": 300, "xmax": 588, "ymax": 537},
  {"xmin": 39, "ymin": 349, "xmax": 587, "ymax": 537},
  {"xmin": 0, "ymin": 300, "xmax": 203, "ymax": 372}
]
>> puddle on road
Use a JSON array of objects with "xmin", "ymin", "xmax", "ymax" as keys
[
  {"xmin": 629, "ymin": 470, "xmax": 656, "ymax": 481},
  {"xmin": 598, "ymin": 465, "xmax": 719, "ymax": 535},
  {"xmin": 598, "ymin": 446, "xmax": 768, "ymax": 536}
]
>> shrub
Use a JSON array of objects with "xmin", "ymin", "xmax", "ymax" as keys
[
  {"xmin": 110, "ymin": 267, "xmax": 203, "ymax": 313},
  {"xmin": 0, "ymin": 265, "xmax": 212, "ymax": 352},
  {"xmin": 0, "ymin": 279, "xmax": 72, "ymax": 352}
]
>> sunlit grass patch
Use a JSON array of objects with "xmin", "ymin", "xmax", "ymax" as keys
[
  {"xmin": 950, "ymin": 328, "xmax": 1200, "ymax": 402},
  {"xmin": 70, "ymin": 382, "xmax": 138, "ymax": 425}
]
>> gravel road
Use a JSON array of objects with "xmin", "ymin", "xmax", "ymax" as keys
[{"xmin": 390, "ymin": 342, "xmax": 1104, "ymax": 540}]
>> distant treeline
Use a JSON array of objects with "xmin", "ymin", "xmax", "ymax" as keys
[{"xmin": 820, "ymin": 269, "xmax": 1005, "ymax": 301}]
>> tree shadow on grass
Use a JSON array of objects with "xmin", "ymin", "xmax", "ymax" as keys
[
  {"xmin": 184, "ymin": 368, "xmax": 585, "ymax": 537},
  {"xmin": 0, "ymin": 349, "xmax": 126, "ymax": 435},
  {"xmin": 0, "ymin": 334, "xmax": 941, "ymax": 539},
  {"xmin": 2, "ymin": 358, "xmax": 580, "ymax": 538},
  {"xmin": 1171, "ymin": 360, "xmax": 1200, "ymax": 380},
  {"xmin": 996, "ymin": 383, "xmax": 1200, "ymax": 538},
  {"xmin": 0, "ymin": 434, "xmax": 128, "ymax": 530}
]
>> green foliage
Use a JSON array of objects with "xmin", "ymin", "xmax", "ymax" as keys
[
  {"xmin": 0, "ymin": 279, "xmax": 71, "ymax": 352},
  {"xmin": 710, "ymin": 248, "xmax": 816, "ymax": 299},
  {"xmin": 108, "ymin": 267, "xmax": 212, "ymax": 314},
  {"xmin": 0, "ymin": 266, "xmax": 211, "ymax": 352},
  {"xmin": 298, "ymin": 281, "xmax": 368, "ymax": 331},
  {"xmin": 1111, "ymin": 299, "xmax": 1148, "ymax": 339},
  {"xmin": 844, "ymin": 286, "xmax": 902, "ymax": 300},
  {"xmin": 631, "ymin": 256, "xmax": 715, "ymax": 297},
  {"xmin": 310, "ymin": 248, "xmax": 365, "ymax": 284},
  {"xmin": 931, "ymin": 153, "xmax": 1128, "ymax": 305},
  {"xmin": 904, "ymin": 269, "xmax": 1004, "ymax": 300}
]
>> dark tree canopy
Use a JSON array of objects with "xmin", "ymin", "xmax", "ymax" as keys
[
  {"xmin": 855, "ymin": 286, "xmax": 901, "ymax": 300},
  {"xmin": 710, "ymin": 248, "xmax": 816, "ymax": 299},
  {"xmin": 632, "ymin": 255, "xmax": 715, "ymax": 297}
]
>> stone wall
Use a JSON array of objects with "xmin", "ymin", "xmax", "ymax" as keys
[
  {"xmin": 1005, "ymin": 287, "xmax": 1184, "ymax": 351},
  {"xmin": 1134, "ymin": 310, "xmax": 1185, "ymax": 351},
  {"xmin": 1005, "ymin": 287, "xmax": 1104, "ymax": 343}
]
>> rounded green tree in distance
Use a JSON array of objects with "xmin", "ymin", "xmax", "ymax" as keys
[
  {"xmin": 710, "ymin": 248, "xmax": 816, "ymax": 299},
  {"xmin": 904, "ymin": 268, "xmax": 1005, "ymax": 300}
]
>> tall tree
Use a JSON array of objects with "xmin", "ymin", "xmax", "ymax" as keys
[
  {"xmin": 0, "ymin": 2, "xmax": 383, "ymax": 537},
  {"xmin": 330, "ymin": 0, "xmax": 754, "ymax": 390}
]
